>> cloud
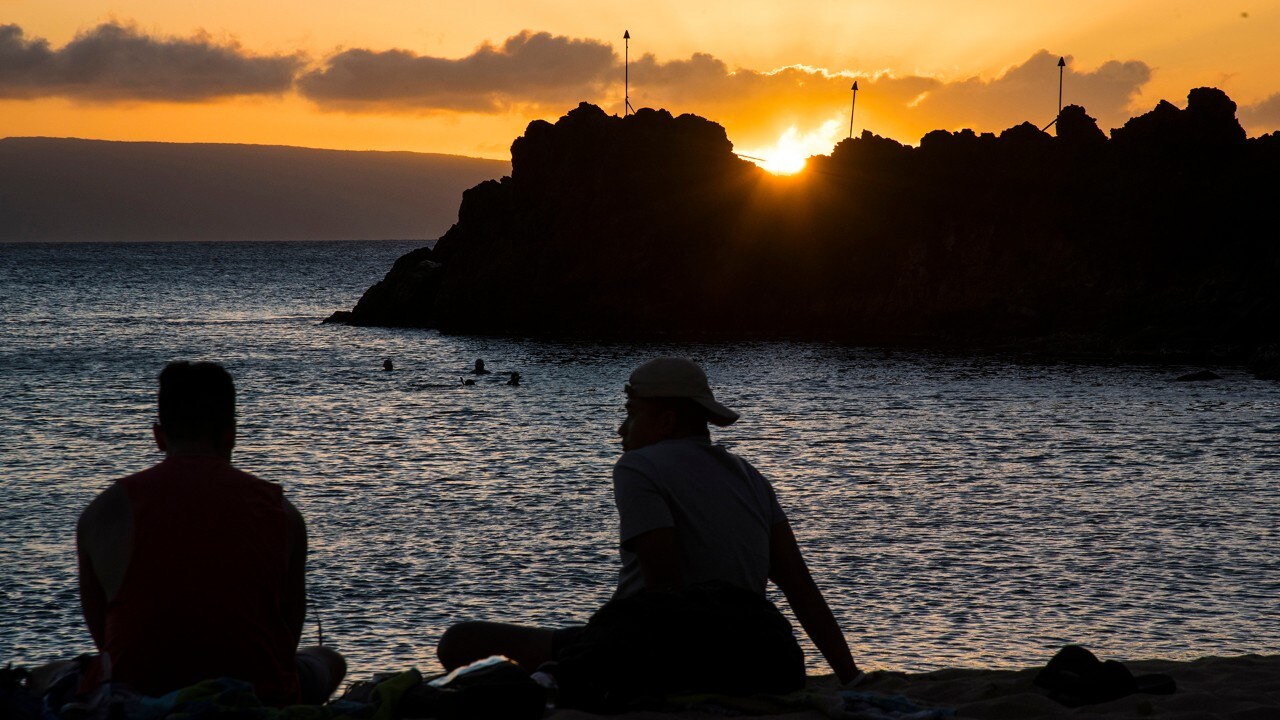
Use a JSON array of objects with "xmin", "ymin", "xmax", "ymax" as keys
[
  {"xmin": 0, "ymin": 22, "xmax": 1187, "ymax": 146},
  {"xmin": 297, "ymin": 31, "xmax": 615, "ymax": 112},
  {"xmin": 627, "ymin": 49, "xmax": 1151, "ymax": 145},
  {"xmin": 0, "ymin": 22, "xmax": 303, "ymax": 101},
  {"xmin": 292, "ymin": 33, "xmax": 1158, "ymax": 148},
  {"xmin": 903, "ymin": 52, "xmax": 1151, "ymax": 133},
  {"xmin": 1239, "ymin": 93, "xmax": 1280, "ymax": 135}
]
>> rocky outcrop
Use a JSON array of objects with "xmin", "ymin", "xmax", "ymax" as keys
[{"xmin": 331, "ymin": 92, "xmax": 1280, "ymax": 362}]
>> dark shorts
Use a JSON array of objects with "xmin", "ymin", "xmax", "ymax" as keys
[{"xmin": 550, "ymin": 625, "xmax": 587, "ymax": 661}]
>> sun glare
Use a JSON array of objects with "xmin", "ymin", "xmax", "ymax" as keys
[{"xmin": 742, "ymin": 118, "xmax": 844, "ymax": 175}]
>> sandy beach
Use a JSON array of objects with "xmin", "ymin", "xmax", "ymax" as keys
[{"xmin": 548, "ymin": 653, "xmax": 1279, "ymax": 719}]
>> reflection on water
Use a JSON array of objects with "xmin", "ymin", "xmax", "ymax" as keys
[{"xmin": 1, "ymin": 241, "xmax": 1278, "ymax": 681}]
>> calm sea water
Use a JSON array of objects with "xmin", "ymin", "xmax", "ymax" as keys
[{"xmin": 2, "ymin": 240, "xmax": 1278, "ymax": 683}]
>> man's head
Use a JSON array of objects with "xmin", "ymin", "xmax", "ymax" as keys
[
  {"xmin": 618, "ymin": 358, "xmax": 739, "ymax": 452},
  {"xmin": 154, "ymin": 361, "xmax": 236, "ymax": 457}
]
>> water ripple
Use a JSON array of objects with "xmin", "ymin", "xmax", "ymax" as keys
[{"xmin": 2, "ymin": 242, "xmax": 1279, "ymax": 680}]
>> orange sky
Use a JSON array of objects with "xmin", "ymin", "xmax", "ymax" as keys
[{"xmin": 3, "ymin": 1, "xmax": 1278, "ymax": 165}]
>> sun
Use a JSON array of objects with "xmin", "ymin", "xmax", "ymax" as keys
[
  {"xmin": 740, "ymin": 118, "xmax": 844, "ymax": 175},
  {"xmin": 757, "ymin": 147, "xmax": 809, "ymax": 175}
]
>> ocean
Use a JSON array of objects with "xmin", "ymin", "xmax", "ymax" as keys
[{"xmin": 2, "ymin": 240, "xmax": 1278, "ymax": 682}]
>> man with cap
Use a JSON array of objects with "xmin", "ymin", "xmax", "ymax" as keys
[{"xmin": 437, "ymin": 357, "xmax": 860, "ymax": 687}]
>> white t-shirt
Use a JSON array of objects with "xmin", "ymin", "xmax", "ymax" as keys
[{"xmin": 612, "ymin": 436, "xmax": 787, "ymax": 598}]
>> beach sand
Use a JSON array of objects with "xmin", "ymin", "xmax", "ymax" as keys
[{"xmin": 548, "ymin": 654, "xmax": 1279, "ymax": 719}]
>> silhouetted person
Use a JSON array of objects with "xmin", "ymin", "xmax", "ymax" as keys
[
  {"xmin": 383, "ymin": 358, "xmax": 394, "ymax": 371},
  {"xmin": 437, "ymin": 358, "xmax": 860, "ymax": 687},
  {"xmin": 75, "ymin": 361, "xmax": 345, "ymax": 705},
  {"xmin": 471, "ymin": 359, "xmax": 491, "ymax": 375},
  {"xmin": 507, "ymin": 372, "xmax": 521, "ymax": 386}
]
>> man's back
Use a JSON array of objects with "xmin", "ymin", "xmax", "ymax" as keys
[
  {"xmin": 612, "ymin": 436, "xmax": 785, "ymax": 598},
  {"xmin": 78, "ymin": 455, "xmax": 304, "ymax": 704}
]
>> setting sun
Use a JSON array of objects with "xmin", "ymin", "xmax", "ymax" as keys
[{"xmin": 740, "ymin": 118, "xmax": 845, "ymax": 175}]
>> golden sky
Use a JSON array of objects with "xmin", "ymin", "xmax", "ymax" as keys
[{"xmin": 3, "ymin": 1, "xmax": 1278, "ymax": 165}]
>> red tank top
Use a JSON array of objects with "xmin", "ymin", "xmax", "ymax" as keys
[{"xmin": 104, "ymin": 456, "xmax": 301, "ymax": 705}]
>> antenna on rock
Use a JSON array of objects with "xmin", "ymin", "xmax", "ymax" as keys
[
  {"xmin": 848, "ymin": 81, "xmax": 859, "ymax": 139},
  {"xmin": 624, "ymin": 30, "xmax": 635, "ymax": 116},
  {"xmin": 1058, "ymin": 56, "xmax": 1066, "ymax": 115}
]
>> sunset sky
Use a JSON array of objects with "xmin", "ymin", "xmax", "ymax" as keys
[{"xmin": 3, "ymin": 1, "xmax": 1278, "ymax": 167}]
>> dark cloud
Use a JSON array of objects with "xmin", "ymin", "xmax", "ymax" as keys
[
  {"xmin": 630, "ymin": 53, "xmax": 937, "ymax": 119},
  {"xmin": 297, "ymin": 31, "xmax": 614, "ymax": 112},
  {"xmin": 293, "ymin": 34, "xmax": 1157, "ymax": 146},
  {"xmin": 0, "ymin": 22, "xmax": 303, "ymax": 101},
  {"xmin": 628, "ymin": 49, "xmax": 1151, "ymax": 143},
  {"xmin": 1239, "ymin": 93, "xmax": 1280, "ymax": 134},
  {"xmin": 6, "ymin": 22, "xmax": 1236, "ymax": 142}
]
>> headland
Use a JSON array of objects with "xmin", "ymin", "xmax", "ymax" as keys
[{"xmin": 328, "ymin": 91, "xmax": 1280, "ymax": 376}]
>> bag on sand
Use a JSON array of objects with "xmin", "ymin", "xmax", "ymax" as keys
[
  {"xmin": 554, "ymin": 581, "xmax": 806, "ymax": 713},
  {"xmin": 1033, "ymin": 645, "xmax": 1176, "ymax": 707},
  {"xmin": 345, "ymin": 660, "xmax": 545, "ymax": 720}
]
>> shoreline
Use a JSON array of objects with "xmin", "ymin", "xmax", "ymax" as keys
[{"xmin": 548, "ymin": 652, "xmax": 1280, "ymax": 718}]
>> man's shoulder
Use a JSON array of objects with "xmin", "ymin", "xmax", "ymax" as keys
[
  {"xmin": 77, "ymin": 475, "xmax": 136, "ymax": 548},
  {"xmin": 81, "ymin": 461, "xmax": 166, "ymax": 515}
]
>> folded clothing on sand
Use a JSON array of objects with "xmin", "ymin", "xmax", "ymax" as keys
[{"xmin": 1033, "ymin": 645, "xmax": 1176, "ymax": 707}]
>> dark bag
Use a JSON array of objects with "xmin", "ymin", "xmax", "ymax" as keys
[
  {"xmin": 555, "ymin": 581, "xmax": 805, "ymax": 713},
  {"xmin": 344, "ymin": 660, "xmax": 545, "ymax": 720},
  {"xmin": 402, "ymin": 658, "xmax": 546, "ymax": 720},
  {"xmin": 1033, "ymin": 645, "xmax": 1176, "ymax": 707}
]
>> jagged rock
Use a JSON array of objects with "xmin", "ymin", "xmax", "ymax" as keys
[
  {"xmin": 329, "ymin": 91, "xmax": 1279, "ymax": 360},
  {"xmin": 1055, "ymin": 105, "xmax": 1107, "ymax": 146},
  {"xmin": 343, "ymin": 246, "xmax": 445, "ymax": 327},
  {"xmin": 1112, "ymin": 88, "xmax": 1247, "ymax": 151}
]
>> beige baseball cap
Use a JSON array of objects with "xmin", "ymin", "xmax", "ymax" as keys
[{"xmin": 624, "ymin": 357, "xmax": 740, "ymax": 426}]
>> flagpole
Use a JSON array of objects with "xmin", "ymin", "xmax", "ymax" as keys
[
  {"xmin": 1057, "ymin": 56, "xmax": 1065, "ymax": 115},
  {"xmin": 848, "ymin": 81, "xmax": 858, "ymax": 139}
]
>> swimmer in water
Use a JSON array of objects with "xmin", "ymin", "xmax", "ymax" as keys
[{"xmin": 471, "ymin": 359, "xmax": 491, "ymax": 375}]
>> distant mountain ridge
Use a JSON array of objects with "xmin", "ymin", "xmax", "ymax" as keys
[{"xmin": 0, "ymin": 138, "xmax": 509, "ymax": 242}]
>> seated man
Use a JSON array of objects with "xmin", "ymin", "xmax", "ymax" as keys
[
  {"xmin": 76, "ymin": 361, "xmax": 345, "ymax": 705},
  {"xmin": 438, "ymin": 357, "xmax": 859, "ymax": 690}
]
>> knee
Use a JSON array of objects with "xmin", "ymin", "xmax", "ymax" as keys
[
  {"xmin": 314, "ymin": 645, "xmax": 347, "ymax": 682},
  {"xmin": 437, "ymin": 621, "xmax": 486, "ymax": 670},
  {"xmin": 296, "ymin": 645, "xmax": 347, "ymax": 703}
]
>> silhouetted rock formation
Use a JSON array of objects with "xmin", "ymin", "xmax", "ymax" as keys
[{"xmin": 331, "ymin": 93, "xmax": 1280, "ymax": 365}]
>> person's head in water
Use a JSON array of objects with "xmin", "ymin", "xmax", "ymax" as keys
[
  {"xmin": 618, "ymin": 358, "xmax": 738, "ymax": 452},
  {"xmin": 383, "ymin": 358, "xmax": 394, "ymax": 371},
  {"xmin": 473, "ymin": 359, "xmax": 489, "ymax": 374},
  {"xmin": 153, "ymin": 361, "xmax": 236, "ymax": 459}
]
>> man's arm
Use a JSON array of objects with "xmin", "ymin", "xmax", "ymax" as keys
[
  {"xmin": 624, "ymin": 527, "xmax": 683, "ymax": 591},
  {"xmin": 283, "ymin": 498, "xmax": 308, "ymax": 647},
  {"xmin": 767, "ymin": 520, "xmax": 859, "ymax": 683},
  {"xmin": 76, "ymin": 517, "xmax": 108, "ymax": 649},
  {"xmin": 76, "ymin": 483, "xmax": 132, "ymax": 649}
]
